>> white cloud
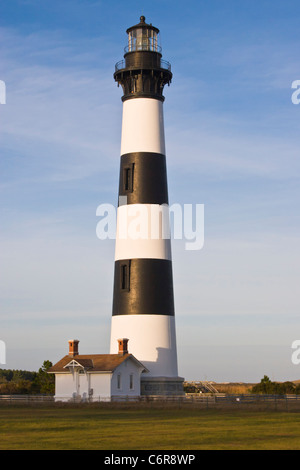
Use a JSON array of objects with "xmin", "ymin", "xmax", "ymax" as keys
[{"xmin": 1, "ymin": 27, "xmax": 122, "ymax": 189}]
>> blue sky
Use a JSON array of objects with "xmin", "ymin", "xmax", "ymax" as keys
[{"xmin": 1, "ymin": 0, "xmax": 300, "ymax": 382}]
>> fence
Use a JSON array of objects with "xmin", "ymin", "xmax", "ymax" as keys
[
  {"xmin": 0, "ymin": 395, "xmax": 54, "ymax": 403},
  {"xmin": 1, "ymin": 393, "xmax": 300, "ymax": 408}
]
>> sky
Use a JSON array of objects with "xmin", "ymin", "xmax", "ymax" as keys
[{"xmin": 1, "ymin": 0, "xmax": 300, "ymax": 383}]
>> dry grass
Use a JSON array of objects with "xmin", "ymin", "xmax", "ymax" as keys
[{"xmin": 214, "ymin": 383, "xmax": 256, "ymax": 394}]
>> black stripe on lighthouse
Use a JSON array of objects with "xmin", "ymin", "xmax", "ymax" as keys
[
  {"xmin": 119, "ymin": 152, "xmax": 169, "ymax": 205},
  {"xmin": 112, "ymin": 258, "xmax": 175, "ymax": 316}
]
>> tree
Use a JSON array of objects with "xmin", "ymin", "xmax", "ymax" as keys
[
  {"xmin": 251, "ymin": 376, "xmax": 297, "ymax": 395},
  {"xmin": 0, "ymin": 362, "xmax": 55, "ymax": 395},
  {"xmin": 34, "ymin": 360, "xmax": 55, "ymax": 395},
  {"xmin": 251, "ymin": 375, "xmax": 271, "ymax": 394}
]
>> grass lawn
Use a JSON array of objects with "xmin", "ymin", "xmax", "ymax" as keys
[{"xmin": 1, "ymin": 402, "xmax": 300, "ymax": 450}]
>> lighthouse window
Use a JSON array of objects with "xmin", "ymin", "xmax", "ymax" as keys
[
  {"xmin": 129, "ymin": 28, "xmax": 158, "ymax": 52},
  {"xmin": 123, "ymin": 163, "xmax": 134, "ymax": 192},
  {"xmin": 124, "ymin": 168, "xmax": 131, "ymax": 191},
  {"xmin": 120, "ymin": 261, "xmax": 130, "ymax": 291}
]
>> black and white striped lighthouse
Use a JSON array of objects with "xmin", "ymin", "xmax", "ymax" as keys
[{"xmin": 109, "ymin": 16, "xmax": 184, "ymax": 395}]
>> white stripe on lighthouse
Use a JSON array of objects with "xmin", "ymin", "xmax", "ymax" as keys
[
  {"xmin": 110, "ymin": 314, "xmax": 178, "ymax": 377},
  {"xmin": 115, "ymin": 203, "xmax": 172, "ymax": 261},
  {"xmin": 120, "ymin": 98, "xmax": 166, "ymax": 155}
]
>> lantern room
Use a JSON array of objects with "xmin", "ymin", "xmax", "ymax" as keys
[
  {"xmin": 126, "ymin": 16, "xmax": 160, "ymax": 53},
  {"xmin": 114, "ymin": 16, "xmax": 172, "ymax": 102}
]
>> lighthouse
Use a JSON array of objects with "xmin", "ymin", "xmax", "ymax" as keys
[{"xmin": 109, "ymin": 16, "xmax": 184, "ymax": 395}]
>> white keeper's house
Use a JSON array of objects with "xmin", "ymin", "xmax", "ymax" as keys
[{"xmin": 48, "ymin": 339, "xmax": 148, "ymax": 402}]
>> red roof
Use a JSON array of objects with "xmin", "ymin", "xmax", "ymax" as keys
[{"xmin": 48, "ymin": 353, "xmax": 147, "ymax": 373}]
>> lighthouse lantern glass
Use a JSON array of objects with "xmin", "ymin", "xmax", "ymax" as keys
[{"xmin": 128, "ymin": 28, "xmax": 158, "ymax": 52}]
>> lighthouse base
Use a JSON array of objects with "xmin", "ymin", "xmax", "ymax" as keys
[{"xmin": 141, "ymin": 376, "xmax": 185, "ymax": 396}]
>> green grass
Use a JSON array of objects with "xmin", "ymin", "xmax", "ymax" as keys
[{"xmin": 1, "ymin": 402, "xmax": 300, "ymax": 450}]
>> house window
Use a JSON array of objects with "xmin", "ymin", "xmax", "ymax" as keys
[
  {"xmin": 129, "ymin": 374, "xmax": 134, "ymax": 390},
  {"xmin": 117, "ymin": 373, "xmax": 122, "ymax": 390},
  {"xmin": 120, "ymin": 260, "xmax": 130, "ymax": 291},
  {"xmin": 123, "ymin": 163, "xmax": 134, "ymax": 192}
]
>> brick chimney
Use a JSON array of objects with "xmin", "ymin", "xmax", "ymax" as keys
[
  {"xmin": 118, "ymin": 338, "xmax": 129, "ymax": 356},
  {"xmin": 68, "ymin": 339, "xmax": 79, "ymax": 357}
]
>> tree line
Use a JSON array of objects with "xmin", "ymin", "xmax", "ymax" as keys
[
  {"xmin": 184, "ymin": 376, "xmax": 300, "ymax": 395},
  {"xmin": 0, "ymin": 361, "xmax": 54, "ymax": 395},
  {"xmin": 251, "ymin": 375, "xmax": 300, "ymax": 395}
]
